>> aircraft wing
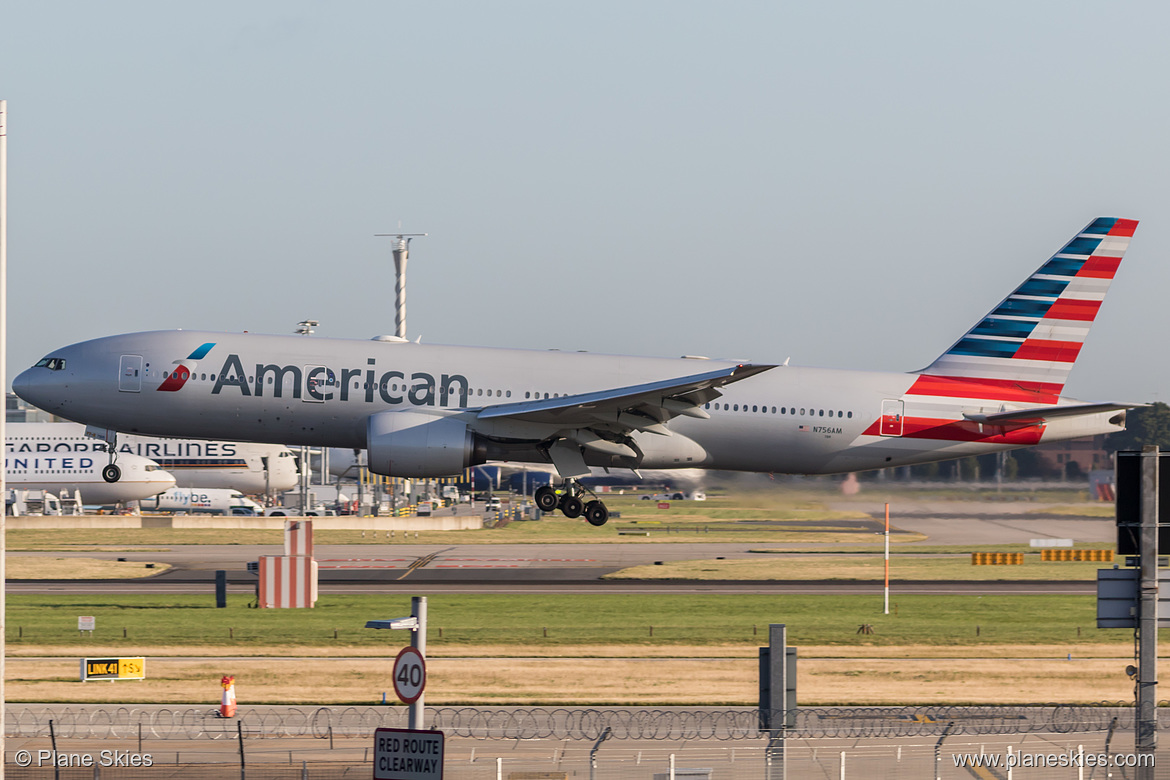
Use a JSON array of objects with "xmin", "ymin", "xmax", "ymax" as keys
[
  {"xmin": 963, "ymin": 402, "xmax": 1141, "ymax": 426},
  {"xmin": 475, "ymin": 363, "xmax": 776, "ymax": 432}
]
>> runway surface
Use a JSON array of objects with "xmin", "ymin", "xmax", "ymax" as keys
[{"xmin": 6, "ymin": 502, "xmax": 1110, "ymax": 595}]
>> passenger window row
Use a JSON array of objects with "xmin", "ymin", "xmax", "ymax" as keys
[{"xmin": 703, "ymin": 402, "xmax": 853, "ymax": 419}]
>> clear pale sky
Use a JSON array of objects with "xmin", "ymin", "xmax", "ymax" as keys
[{"xmin": 2, "ymin": 2, "xmax": 1168, "ymax": 403}]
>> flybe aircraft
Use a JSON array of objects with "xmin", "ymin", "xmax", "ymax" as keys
[
  {"xmin": 13, "ymin": 217, "xmax": 1139, "ymax": 526},
  {"xmin": 6, "ymin": 422, "xmax": 300, "ymax": 494},
  {"xmin": 5, "ymin": 449, "xmax": 175, "ymax": 505}
]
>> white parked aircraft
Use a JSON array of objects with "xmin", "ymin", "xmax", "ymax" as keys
[
  {"xmin": 4, "ymin": 448, "xmax": 174, "ymax": 505},
  {"xmin": 5, "ymin": 422, "xmax": 299, "ymax": 494},
  {"xmin": 12, "ymin": 218, "xmax": 1140, "ymax": 526},
  {"xmin": 139, "ymin": 487, "xmax": 265, "ymax": 516}
]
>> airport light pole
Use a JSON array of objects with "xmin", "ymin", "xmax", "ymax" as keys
[
  {"xmin": 293, "ymin": 321, "xmax": 317, "ymax": 511},
  {"xmin": 375, "ymin": 232, "xmax": 426, "ymax": 339},
  {"xmin": 367, "ymin": 596, "xmax": 428, "ymax": 729}
]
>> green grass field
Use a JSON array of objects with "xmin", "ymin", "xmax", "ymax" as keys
[{"xmin": 3, "ymin": 592, "xmax": 1132, "ymax": 650}]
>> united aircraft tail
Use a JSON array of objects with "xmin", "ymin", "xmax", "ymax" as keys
[{"xmin": 914, "ymin": 216, "xmax": 1137, "ymax": 403}]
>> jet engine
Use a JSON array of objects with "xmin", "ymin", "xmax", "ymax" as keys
[{"xmin": 366, "ymin": 410, "xmax": 484, "ymax": 477}]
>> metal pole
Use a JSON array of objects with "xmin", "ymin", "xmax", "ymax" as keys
[
  {"xmin": 49, "ymin": 720, "xmax": 59, "ymax": 780},
  {"xmin": 884, "ymin": 502, "xmax": 890, "ymax": 615},
  {"xmin": 934, "ymin": 722, "xmax": 954, "ymax": 780},
  {"xmin": 764, "ymin": 624, "xmax": 786, "ymax": 780},
  {"xmin": 237, "ymin": 719, "xmax": 246, "ymax": 780},
  {"xmin": 393, "ymin": 237, "xmax": 408, "ymax": 339},
  {"xmin": 409, "ymin": 596, "xmax": 427, "ymax": 730},
  {"xmin": 1135, "ymin": 445, "xmax": 1158, "ymax": 777},
  {"xmin": 0, "ymin": 97, "xmax": 9, "ymax": 780},
  {"xmin": 589, "ymin": 726, "xmax": 612, "ymax": 780}
]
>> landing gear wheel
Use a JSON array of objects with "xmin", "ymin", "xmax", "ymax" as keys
[
  {"xmin": 561, "ymin": 496, "xmax": 584, "ymax": 519},
  {"xmin": 102, "ymin": 464, "xmax": 122, "ymax": 483},
  {"xmin": 535, "ymin": 486, "xmax": 559, "ymax": 512},
  {"xmin": 584, "ymin": 500, "xmax": 609, "ymax": 527}
]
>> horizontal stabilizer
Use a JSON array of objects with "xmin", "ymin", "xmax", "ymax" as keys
[{"xmin": 963, "ymin": 402, "xmax": 1141, "ymax": 426}]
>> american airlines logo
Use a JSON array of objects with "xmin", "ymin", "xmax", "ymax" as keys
[
  {"xmin": 209, "ymin": 353, "xmax": 471, "ymax": 407},
  {"xmin": 156, "ymin": 342, "xmax": 217, "ymax": 392}
]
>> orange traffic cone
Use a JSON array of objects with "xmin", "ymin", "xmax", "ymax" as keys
[{"xmin": 219, "ymin": 675, "xmax": 237, "ymax": 718}]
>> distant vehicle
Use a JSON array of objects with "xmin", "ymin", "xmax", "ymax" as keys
[
  {"xmin": 139, "ymin": 487, "xmax": 263, "ymax": 516},
  {"xmin": 265, "ymin": 506, "xmax": 336, "ymax": 517},
  {"xmin": 4, "ymin": 445, "xmax": 174, "ymax": 505},
  {"xmin": 6, "ymin": 422, "xmax": 299, "ymax": 494},
  {"xmin": 641, "ymin": 491, "xmax": 706, "ymax": 501},
  {"xmin": 6, "ymin": 489, "xmax": 65, "ymax": 516},
  {"xmin": 485, "ymin": 497, "xmax": 502, "ymax": 512}
]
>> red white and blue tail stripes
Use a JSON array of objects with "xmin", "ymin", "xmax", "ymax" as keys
[{"xmin": 914, "ymin": 217, "xmax": 1136, "ymax": 400}]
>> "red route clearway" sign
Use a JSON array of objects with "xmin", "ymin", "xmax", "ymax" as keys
[{"xmin": 373, "ymin": 728, "xmax": 444, "ymax": 780}]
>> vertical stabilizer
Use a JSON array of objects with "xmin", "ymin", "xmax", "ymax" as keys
[{"xmin": 915, "ymin": 217, "xmax": 1137, "ymax": 398}]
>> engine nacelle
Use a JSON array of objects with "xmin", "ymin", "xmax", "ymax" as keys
[
  {"xmin": 630, "ymin": 431, "xmax": 710, "ymax": 469},
  {"xmin": 366, "ymin": 410, "xmax": 478, "ymax": 477}
]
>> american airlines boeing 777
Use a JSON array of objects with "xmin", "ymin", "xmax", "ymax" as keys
[{"xmin": 13, "ymin": 217, "xmax": 1140, "ymax": 526}]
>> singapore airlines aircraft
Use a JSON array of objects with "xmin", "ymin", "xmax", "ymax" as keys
[
  {"xmin": 13, "ymin": 217, "xmax": 1139, "ymax": 526},
  {"xmin": 5, "ymin": 422, "xmax": 300, "ymax": 494},
  {"xmin": 5, "ymin": 450, "xmax": 175, "ymax": 505}
]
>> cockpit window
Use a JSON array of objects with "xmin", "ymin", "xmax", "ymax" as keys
[{"xmin": 34, "ymin": 357, "xmax": 66, "ymax": 371}]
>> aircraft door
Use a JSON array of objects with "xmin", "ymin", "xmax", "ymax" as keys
[
  {"xmin": 304, "ymin": 365, "xmax": 335, "ymax": 403},
  {"xmin": 119, "ymin": 355, "xmax": 143, "ymax": 393},
  {"xmin": 879, "ymin": 399, "xmax": 904, "ymax": 437}
]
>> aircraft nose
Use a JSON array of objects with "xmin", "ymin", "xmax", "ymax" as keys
[{"xmin": 11, "ymin": 367, "xmax": 45, "ymax": 408}]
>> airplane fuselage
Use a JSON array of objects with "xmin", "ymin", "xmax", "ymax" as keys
[
  {"xmin": 4, "ymin": 449, "xmax": 176, "ymax": 504},
  {"xmin": 5, "ymin": 422, "xmax": 299, "ymax": 494},
  {"xmin": 13, "ymin": 329, "xmax": 1122, "ymax": 477}
]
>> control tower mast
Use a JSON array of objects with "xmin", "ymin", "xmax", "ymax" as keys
[{"xmin": 375, "ymin": 231, "xmax": 427, "ymax": 339}]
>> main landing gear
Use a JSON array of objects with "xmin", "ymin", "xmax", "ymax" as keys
[{"xmin": 535, "ymin": 481, "xmax": 610, "ymax": 527}]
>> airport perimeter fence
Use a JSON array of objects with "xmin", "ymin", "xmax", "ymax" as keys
[
  {"xmin": 7, "ymin": 705, "xmax": 1168, "ymax": 779},
  {"xmin": 5, "ymin": 740, "xmax": 1167, "ymax": 779},
  {"xmin": 4, "ymin": 702, "xmax": 1154, "ymax": 741}
]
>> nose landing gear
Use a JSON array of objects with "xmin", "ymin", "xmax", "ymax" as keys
[
  {"xmin": 534, "ymin": 480, "xmax": 610, "ymax": 526},
  {"xmin": 101, "ymin": 434, "xmax": 121, "ymax": 483}
]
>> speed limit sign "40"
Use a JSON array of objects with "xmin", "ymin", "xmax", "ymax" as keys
[{"xmin": 393, "ymin": 647, "xmax": 426, "ymax": 704}]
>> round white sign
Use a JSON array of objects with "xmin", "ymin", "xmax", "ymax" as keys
[{"xmin": 392, "ymin": 646, "xmax": 426, "ymax": 704}]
